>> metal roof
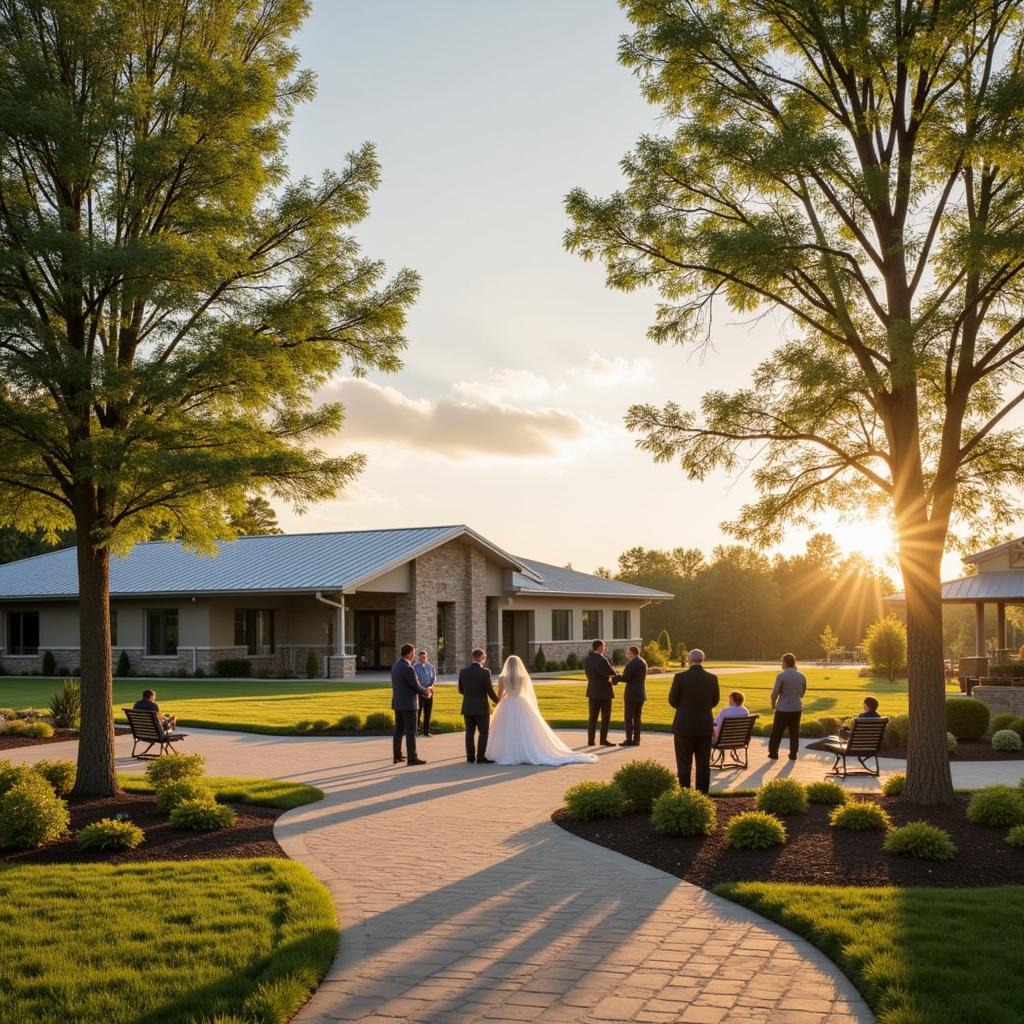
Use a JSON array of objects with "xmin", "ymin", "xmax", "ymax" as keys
[
  {"xmin": 885, "ymin": 573, "xmax": 1024, "ymax": 604},
  {"xmin": 512, "ymin": 557, "xmax": 673, "ymax": 601},
  {"xmin": 0, "ymin": 526, "xmax": 671, "ymax": 602}
]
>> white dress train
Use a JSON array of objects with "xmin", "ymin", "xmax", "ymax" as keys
[{"xmin": 486, "ymin": 656, "xmax": 598, "ymax": 767}]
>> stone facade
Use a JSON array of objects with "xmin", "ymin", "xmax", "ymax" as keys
[{"xmin": 972, "ymin": 685, "xmax": 1024, "ymax": 716}]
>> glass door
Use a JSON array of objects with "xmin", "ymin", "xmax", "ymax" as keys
[{"xmin": 354, "ymin": 611, "xmax": 397, "ymax": 669}]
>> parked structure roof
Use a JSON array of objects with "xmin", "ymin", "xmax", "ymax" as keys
[{"xmin": 512, "ymin": 557, "xmax": 672, "ymax": 600}]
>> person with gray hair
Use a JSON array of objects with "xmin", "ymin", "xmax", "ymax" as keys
[{"xmin": 667, "ymin": 648, "xmax": 720, "ymax": 794}]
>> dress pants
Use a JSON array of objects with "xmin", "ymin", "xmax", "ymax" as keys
[
  {"xmin": 464, "ymin": 713, "xmax": 490, "ymax": 761},
  {"xmin": 587, "ymin": 698, "xmax": 612, "ymax": 744},
  {"xmin": 418, "ymin": 696, "xmax": 433, "ymax": 734},
  {"xmin": 624, "ymin": 700, "xmax": 644, "ymax": 744},
  {"xmin": 768, "ymin": 710, "xmax": 802, "ymax": 757},
  {"xmin": 393, "ymin": 709, "xmax": 418, "ymax": 760},
  {"xmin": 674, "ymin": 733, "xmax": 712, "ymax": 794}
]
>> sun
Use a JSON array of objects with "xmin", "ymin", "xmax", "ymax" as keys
[{"xmin": 830, "ymin": 515, "xmax": 897, "ymax": 568}]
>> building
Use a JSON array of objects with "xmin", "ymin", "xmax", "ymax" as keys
[{"xmin": 0, "ymin": 525, "xmax": 671, "ymax": 677}]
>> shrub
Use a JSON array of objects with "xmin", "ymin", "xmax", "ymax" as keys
[
  {"xmin": 310, "ymin": 719, "xmax": 331, "ymax": 733},
  {"xmin": 144, "ymin": 753, "xmax": 205, "ymax": 787},
  {"xmin": 77, "ymin": 817, "xmax": 144, "ymax": 851},
  {"xmin": 884, "ymin": 821, "xmax": 957, "ymax": 861},
  {"xmin": 1006, "ymin": 824, "xmax": 1024, "ymax": 848},
  {"xmin": 169, "ymin": 798, "xmax": 235, "ymax": 831},
  {"xmin": 657, "ymin": 629, "xmax": 672, "ymax": 654},
  {"xmin": 755, "ymin": 778, "xmax": 808, "ymax": 816},
  {"xmin": 725, "ymin": 811, "xmax": 787, "ymax": 849},
  {"xmin": 22, "ymin": 722, "xmax": 53, "ymax": 739},
  {"xmin": 254, "ymin": 667, "xmax": 277, "ymax": 679},
  {"xmin": 805, "ymin": 781, "xmax": 848, "ymax": 806},
  {"xmin": 0, "ymin": 759, "xmax": 32, "ymax": 797},
  {"xmin": 817, "ymin": 716, "xmax": 842, "ymax": 735},
  {"xmin": 642, "ymin": 640, "xmax": 667, "ymax": 668},
  {"xmin": 990, "ymin": 712, "xmax": 1018, "ymax": 734},
  {"xmin": 154, "ymin": 778, "xmax": 214, "ymax": 814},
  {"xmin": 966, "ymin": 785, "xmax": 1024, "ymax": 827},
  {"xmin": 305, "ymin": 649, "xmax": 319, "ymax": 679},
  {"xmin": 533, "ymin": 646, "xmax": 547, "ymax": 672},
  {"xmin": 830, "ymin": 801, "xmax": 891, "ymax": 831},
  {"xmin": 946, "ymin": 697, "xmax": 990, "ymax": 741},
  {"xmin": 651, "ymin": 788, "xmax": 716, "ymax": 836},
  {"xmin": 565, "ymin": 651, "xmax": 579, "ymax": 670},
  {"xmin": 115, "ymin": 649, "xmax": 132, "ymax": 676},
  {"xmin": 563, "ymin": 781, "xmax": 625, "ymax": 821},
  {"xmin": 993, "ymin": 729, "xmax": 1023, "ymax": 752},
  {"xmin": 0, "ymin": 707, "xmax": 15, "ymax": 720},
  {"xmin": 48, "ymin": 678, "xmax": 81, "ymax": 729},
  {"xmin": 3, "ymin": 719, "xmax": 28, "ymax": 736},
  {"xmin": 882, "ymin": 773, "xmax": 906, "ymax": 797},
  {"xmin": 41, "ymin": 651, "xmax": 56, "ymax": 675},
  {"xmin": 336, "ymin": 713, "xmax": 363, "ymax": 731},
  {"xmin": 1008, "ymin": 716, "xmax": 1024, "ymax": 740},
  {"xmin": 429, "ymin": 718, "xmax": 462, "ymax": 733},
  {"xmin": 364, "ymin": 711, "xmax": 393, "ymax": 730},
  {"xmin": 611, "ymin": 648, "xmax": 626, "ymax": 666},
  {"xmin": 881, "ymin": 714, "xmax": 910, "ymax": 751},
  {"xmin": 57, "ymin": 665, "xmax": 69, "ymax": 677},
  {"xmin": 294, "ymin": 720, "xmax": 312, "ymax": 732},
  {"xmin": 31, "ymin": 759, "xmax": 76, "ymax": 796},
  {"xmin": 611, "ymin": 759, "xmax": 677, "ymax": 813},
  {"xmin": 213, "ymin": 657, "xmax": 252, "ymax": 678},
  {"xmin": 0, "ymin": 776, "xmax": 70, "ymax": 848},
  {"xmin": 947, "ymin": 731, "xmax": 958, "ymax": 754},
  {"xmin": 863, "ymin": 616, "xmax": 907, "ymax": 680},
  {"xmin": 798, "ymin": 719, "xmax": 826, "ymax": 738}
]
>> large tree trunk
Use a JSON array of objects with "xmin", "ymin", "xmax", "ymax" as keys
[
  {"xmin": 70, "ymin": 498, "xmax": 118, "ymax": 797},
  {"xmin": 901, "ymin": 543, "xmax": 954, "ymax": 805}
]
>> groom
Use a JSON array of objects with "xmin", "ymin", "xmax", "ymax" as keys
[
  {"xmin": 584, "ymin": 639, "xmax": 617, "ymax": 746},
  {"xmin": 392, "ymin": 642, "xmax": 434, "ymax": 766},
  {"xmin": 459, "ymin": 647, "xmax": 500, "ymax": 764}
]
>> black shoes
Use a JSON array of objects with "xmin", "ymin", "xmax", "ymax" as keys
[
  {"xmin": 619, "ymin": 740, "xmax": 638, "ymax": 747},
  {"xmin": 789, "ymin": 754, "xmax": 798, "ymax": 760},
  {"xmin": 767, "ymin": 753, "xmax": 779, "ymax": 760},
  {"xmin": 467, "ymin": 757, "xmax": 476, "ymax": 763},
  {"xmin": 407, "ymin": 757, "xmax": 427, "ymax": 766},
  {"xmin": 476, "ymin": 756, "xmax": 495, "ymax": 764},
  {"xmin": 393, "ymin": 754, "xmax": 406, "ymax": 764}
]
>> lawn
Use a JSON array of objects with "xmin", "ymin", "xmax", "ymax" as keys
[
  {"xmin": 0, "ymin": 666, "xmax": 957, "ymax": 735},
  {"xmin": 0, "ymin": 859, "xmax": 338, "ymax": 1024},
  {"xmin": 719, "ymin": 882, "xmax": 1024, "ymax": 1024},
  {"xmin": 117, "ymin": 774, "xmax": 323, "ymax": 809}
]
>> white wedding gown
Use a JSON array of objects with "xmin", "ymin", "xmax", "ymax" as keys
[{"xmin": 487, "ymin": 656, "xmax": 598, "ymax": 766}]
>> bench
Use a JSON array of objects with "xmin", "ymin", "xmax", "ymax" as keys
[
  {"xmin": 819, "ymin": 716, "xmax": 889, "ymax": 777},
  {"xmin": 122, "ymin": 708, "xmax": 188, "ymax": 759},
  {"xmin": 711, "ymin": 713, "xmax": 759, "ymax": 770}
]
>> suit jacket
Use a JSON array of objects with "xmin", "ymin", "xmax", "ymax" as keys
[
  {"xmin": 668, "ymin": 665, "xmax": 720, "ymax": 736},
  {"xmin": 391, "ymin": 658, "xmax": 430, "ymax": 711},
  {"xmin": 615, "ymin": 656, "xmax": 648, "ymax": 703},
  {"xmin": 459, "ymin": 663, "xmax": 500, "ymax": 716},
  {"xmin": 584, "ymin": 651, "xmax": 617, "ymax": 701}
]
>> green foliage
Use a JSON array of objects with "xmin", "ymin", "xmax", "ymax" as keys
[
  {"xmin": 990, "ymin": 712, "xmax": 1018, "ymax": 734},
  {"xmin": 0, "ymin": 776, "xmax": 69, "ymax": 848},
  {"xmin": 611, "ymin": 759, "xmax": 677, "ymax": 813},
  {"xmin": 41, "ymin": 652, "xmax": 56, "ymax": 676},
  {"xmin": 31, "ymin": 759, "xmax": 76, "ymax": 797},
  {"xmin": 1006, "ymin": 825, "xmax": 1024, "ymax": 848},
  {"xmin": 966, "ymin": 787, "xmax": 1024, "ymax": 828},
  {"xmin": 650, "ymin": 788, "xmax": 716, "ymax": 836},
  {"xmin": 816, "ymin": 716, "xmax": 842, "ymax": 735},
  {"xmin": 213, "ymin": 659, "xmax": 252, "ymax": 679},
  {"xmin": 611, "ymin": 648, "xmax": 626, "ymax": 666},
  {"xmin": 563, "ymin": 781, "xmax": 625, "ymax": 821},
  {"xmin": 0, "ymin": 759, "xmax": 31, "ymax": 797},
  {"xmin": 77, "ymin": 818, "xmax": 144, "ymax": 851},
  {"xmin": 879, "ymin": 714, "xmax": 909, "ymax": 752},
  {"xmin": 863, "ymin": 619, "xmax": 907, "ymax": 682},
  {"xmin": 641, "ymin": 641, "xmax": 666, "ymax": 668},
  {"xmin": 882, "ymin": 774, "xmax": 906, "ymax": 797},
  {"xmin": 336, "ymin": 714, "xmax": 362, "ymax": 732},
  {"xmin": 884, "ymin": 822, "xmax": 957, "ymax": 862},
  {"xmin": 798, "ymin": 719, "xmax": 826, "ymax": 738},
  {"xmin": 144, "ymin": 753, "xmax": 206, "ymax": 787},
  {"xmin": 305, "ymin": 650, "xmax": 320, "ymax": 680},
  {"xmin": 755, "ymin": 778, "xmax": 807, "ymax": 816},
  {"xmin": 725, "ymin": 811, "xmax": 786, "ymax": 849},
  {"xmin": 116, "ymin": 650, "xmax": 132, "ymax": 677},
  {"xmin": 169, "ymin": 799, "xmax": 236, "ymax": 831},
  {"xmin": 310, "ymin": 719, "xmax": 331, "ymax": 732},
  {"xmin": 363, "ymin": 711, "xmax": 393, "ymax": 731},
  {"xmin": 155, "ymin": 778, "xmax": 215, "ymax": 814},
  {"xmin": 946, "ymin": 698, "xmax": 991, "ymax": 741},
  {"xmin": 947, "ymin": 731, "xmax": 959, "ymax": 754},
  {"xmin": 119, "ymin": 774, "xmax": 322, "ymax": 811},
  {"xmin": 21, "ymin": 722, "xmax": 52, "ymax": 738},
  {"xmin": 1011, "ymin": 717, "xmax": 1024, "ymax": 740},
  {"xmin": 805, "ymin": 781, "xmax": 848, "ymax": 807},
  {"xmin": 819, "ymin": 624, "xmax": 840, "ymax": 662},
  {"xmin": 830, "ymin": 802, "xmax": 891, "ymax": 832},
  {"xmin": 993, "ymin": 729, "xmax": 1023, "ymax": 752},
  {"xmin": 533, "ymin": 646, "xmax": 547, "ymax": 673},
  {"xmin": 48, "ymin": 679, "xmax": 80, "ymax": 729},
  {"xmin": 657, "ymin": 629, "xmax": 672, "ymax": 654}
]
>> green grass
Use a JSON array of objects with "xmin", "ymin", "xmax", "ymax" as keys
[
  {"xmin": 0, "ymin": 859, "xmax": 338, "ymax": 1024},
  {"xmin": 117, "ymin": 774, "xmax": 323, "ymax": 810},
  {"xmin": 0, "ymin": 666, "xmax": 957, "ymax": 735},
  {"xmin": 719, "ymin": 882, "xmax": 1024, "ymax": 1024}
]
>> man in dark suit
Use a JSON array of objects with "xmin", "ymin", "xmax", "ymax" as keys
[
  {"xmin": 668, "ymin": 648, "xmax": 720, "ymax": 793},
  {"xmin": 614, "ymin": 645, "xmax": 647, "ymax": 746},
  {"xmin": 391, "ymin": 642, "xmax": 433, "ymax": 766},
  {"xmin": 584, "ymin": 639, "xmax": 617, "ymax": 746},
  {"xmin": 459, "ymin": 647, "xmax": 500, "ymax": 763}
]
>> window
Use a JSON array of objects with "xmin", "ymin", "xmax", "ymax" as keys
[
  {"xmin": 233, "ymin": 609, "xmax": 275, "ymax": 655},
  {"xmin": 6, "ymin": 611, "xmax": 39, "ymax": 655},
  {"xmin": 146, "ymin": 609, "xmax": 178, "ymax": 656},
  {"xmin": 581, "ymin": 610, "xmax": 603, "ymax": 641},
  {"xmin": 110, "ymin": 609, "xmax": 118, "ymax": 647},
  {"xmin": 551, "ymin": 609, "xmax": 572, "ymax": 642},
  {"xmin": 613, "ymin": 610, "xmax": 630, "ymax": 639}
]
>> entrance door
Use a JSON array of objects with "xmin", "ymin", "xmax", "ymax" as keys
[{"xmin": 354, "ymin": 611, "xmax": 396, "ymax": 670}]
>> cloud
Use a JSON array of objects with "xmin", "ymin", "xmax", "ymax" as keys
[
  {"xmin": 568, "ymin": 352, "xmax": 654, "ymax": 389},
  {"xmin": 452, "ymin": 367, "xmax": 558, "ymax": 404},
  {"xmin": 322, "ymin": 377, "xmax": 587, "ymax": 460}
]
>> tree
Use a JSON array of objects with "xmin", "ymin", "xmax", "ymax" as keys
[
  {"xmin": 657, "ymin": 628, "xmax": 672, "ymax": 654},
  {"xmin": 0, "ymin": 1, "xmax": 418, "ymax": 795},
  {"xmin": 0, "ymin": 526, "xmax": 74, "ymax": 565},
  {"xmin": 864, "ymin": 617, "xmax": 908, "ymax": 683},
  {"xmin": 819, "ymin": 625, "xmax": 840, "ymax": 664},
  {"xmin": 228, "ymin": 497, "xmax": 283, "ymax": 537},
  {"xmin": 565, "ymin": 0, "xmax": 1024, "ymax": 803}
]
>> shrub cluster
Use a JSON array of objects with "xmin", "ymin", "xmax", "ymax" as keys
[
  {"xmin": 992, "ymin": 729, "xmax": 1023, "ymax": 752},
  {"xmin": 830, "ymin": 802, "xmax": 891, "ymax": 831},
  {"xmin": 755, "ymin": 778, "xmax": 807, "ymax": 816},
  {"xmin": 650, "ymin": 789, "xmax": 716, "ymax": 837},
  {"xmin": 612, "ymin": 760, "xmax": 677, "ymax": 813},
  {"xmin": 725, "ymin": 811, "xmax": 787, "ymax": 849},
  {"xmin": 798, "ymin": 719, "xmax": 826, "ymax": 739},
  {"xmin": 882, "ymin": 774, "xmax": 906, "ymax": 797},
  {"xmin": 881, "ymin": 714, "xmax": 910, "ymax": 751},
  {"xmin": 990, "ymin": 712, "xmax": 1018, "ymax": 734},
  {"xmin": 805, "ymin": 781, "xmax": 848, "ymax": 807},
  {"xmin": 336, "ymin": 714, "xmax": 363, "ymax": 732},
  {"xmin": 1006, "ymin": 824, "xmax": 1024, "ymax": 848},
  {"xmin": 213, "ymin": 657, "xmax": 252, "ymax": 678},
  {"xmin": 884, "ymin": 821, "xmax": 957, "ymax": 862},
  {"xmin": 945, "ymin": 697, "xmax": 990, "ymax": 741},
  {"xmin": 4, "ymin": 721, "xmax": 54, "ymax": 738},
  {"xmin": 144, "ymin": 753, "xmax": 205, "ymax": 786},
  {"xmin": 77, "ymin": 817, "xmax": 145, "ymax": 851},
  {"xmin": 0, "ymin": 759, "xmax": 31, "ymax": 797},
  {"xmin": 966, "ymin": 786, "xmax": 1024, "ymax": 827},
  {"xmin": 170, "ymin": 799, "xmax": 236, "ymax": 831},
  {"xmin": 563, "ymin": 781, "xmax": 625, "ymax": 821},
  {"xmin": 363, "ymin": 711, "xmax": 394, "ymax": 731},
  {"xmin": 32, "ymin": 759, "xmax": 76, "ymax": 796},
  {"xmin": 155, "ymin": 778, "xmax": 214, "ymax": 814},
  {"xmin": 0, "ymin": 775, "xmax": 70, "ymax": 848},
  {"xmin": 48, "ymin": 679, "xmax": 81, "ymax": 729}
]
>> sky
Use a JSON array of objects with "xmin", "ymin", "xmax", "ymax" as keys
[{"xmin": 275, "ymin": 0, "xmax": 900, "ymax": 573}]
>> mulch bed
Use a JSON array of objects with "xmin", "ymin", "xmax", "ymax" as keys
[
  {"xmin": 0, "ymin": 793, "xmax": 285, "ymax": 865},
  {"xmin": 554, "ymin": 794, "xmax": 1024, "ymax": 888},
  {"xmin": 0, "ymin": 726, "xmax": 131, "ymax": 751}
]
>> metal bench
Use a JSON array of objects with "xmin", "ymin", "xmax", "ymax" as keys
[
  {"xmin": 820, "ymin": 716, "xmax": 889, "ymax": 777},
  {"xmin": 711, "ymin": 713, "xmax": 759, "ymax": 770},
  {"xmin": 122, "ymin": 708, "xmax": 188, "ymax": 759}
]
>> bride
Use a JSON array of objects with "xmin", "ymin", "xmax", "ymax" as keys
[{"xmin": 486, "ymin": 656, "xmax": 598, "ymax": 766}]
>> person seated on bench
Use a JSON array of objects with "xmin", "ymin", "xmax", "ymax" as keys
[
  {"xmin": 133, "ymin": 689, "xmax": 176, "ymax": 733},
  {"xmin": 712, "ymin": 691, "xmax": 749, "ymax": 743},
  {"xmin": 858, "ymin": 696, "xmax": 881, "ymax": 719}
]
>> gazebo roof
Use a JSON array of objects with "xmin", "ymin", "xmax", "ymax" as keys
[{"xmin": 885, "ymin": 535, "xmax": 1024, "ymax": 604}]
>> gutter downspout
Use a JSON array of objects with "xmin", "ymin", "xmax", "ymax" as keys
[{"xmin": 315, "ymin": 592, "xmax": 347, "ymax": 676}]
